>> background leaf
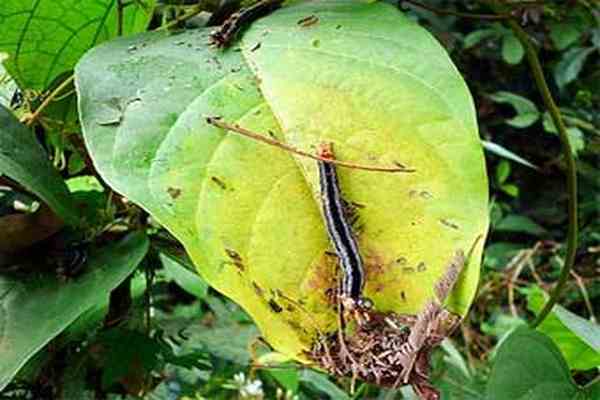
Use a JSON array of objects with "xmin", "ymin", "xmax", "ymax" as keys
[
  {"xmin": 0, "ymin": 104, "xmax": 78, "ymax": 224},
  {"xmin": 486, "ymin": 326, "xmax": 579, "ymax": 399},
  {"xmin": 554, "ymin": 47, "xmax": 596, "ymax": 90},
  {"xmin": 527, "ymin": 286, "xmax": 600, "ymax": 371},
  {"xmin": 482, "ymin": 140, "xmax": 539, "ymax": 170},
  {"xmin": 0, "ymin": 0, "xmax": 156, "ymax": 91},
  {"xmin": 489, "ymin": 91, "xmax": 540, "ymax": 128},
  {"xmin": 549, "ymin": 22, "xmax": 583, "ymax": 51},
  {"xmin": 0, "ymin": 231, "xmax": 149, "ymax": 390},
  {"xmin": 501, "ymin": 32, "xmax": 524, "ymax": 65},
  {"xmin": 494, "ymin": 215, "xmax": 547, "ymax": 236},
  {"xmin": 160, "ymin": 252, "xmax": 208, "ymax": 300}
]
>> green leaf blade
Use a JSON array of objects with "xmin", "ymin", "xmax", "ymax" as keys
[
  {"xmin": 0, "ymin": 105, "xmax": 78, "ymax": 224},
  {"xmin": 0, "ymin": 0, "xmax": 155, "ymax": 91},
  {"xmin": 0, "ymin": 231, "xmax": 149, "ymax": 391},
  {"xmin": 486, "ymin": 327, "xmax": 578, "ymax": 400},
  {"xmin": 527, "ymin": 286, "xmax": 600, "ymax": 371}
]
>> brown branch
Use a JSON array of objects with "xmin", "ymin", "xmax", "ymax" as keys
[
  {"xmin": 24, "ymin": 75, "xmax": 75, "ymax": 127},
  {"xmin": 205, "ymin": 117, "xmax": 415, "ymax": 173}
]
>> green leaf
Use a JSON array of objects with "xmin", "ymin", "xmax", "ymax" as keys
[
  {"xmin": 267, "ymin": 367, "xmax": 299, "ymax": 393},
  {"xmin": 434, "ymin": 340, "xmax": 486, "ymax": 400},
  {"xmin": 501, "ymin": 32, "xmax": 524, "ymax": 65},
  {"xmin": 566, "ymin": 127, "xmax": 585, "ymax": 156},
  {"xmin": 554, "ymin": 47, "xmax": 596, "ymax": 90},
  {"xmin": 581, "ymin": 380, "xmax": 600, "ymax": 400},
  {"xmin": 76, "ymin": 0, "xmax": 489, "ymax": 361},
  {"xmin": 495, "ymin": 160, "xmax": 511, "ymax": 184},
  {"xmin": 495, "ymin": 215, "xmax": 547, "ymax": 236},
  {"xmin": 0, "ymin": 0, "xmax": 156, "ymax": 91},
  {"xmin": 160, "ymin": 252, "xmax": 208, "ymax": 299},
  {"xmin": 0, "ymin": 104, "xmax": 78, "ymax": 224},
  {"xmin": 499, "ymin": 183, "xmax": 519, "ymax": 198},
  {"xmin": 486, "ymin": 327, "xmax": 579, "ymax": 399},
  {"xmin": 549, "ymin": 22, "xmax": 583, "ymax": 51},
  {"xmin": 299, "ymin": 370, "xmax": 350, "ymax": 400},
  {"xmin": 482, "ymin": 140, "xmax": 539, "ymax": 170},
  {"xmin": 489, "ymin": 91, "xmax": 540, "ymax": 128},
  {"xmin": 177, "ymin": 303, "xmax": 258, "ymax": 365},
  {"xmin": 542, "ymin": 111, "xmax": 559, "ymax": 134},
  {"xmin": 526, "ymin": 286, "xmax": 600, "ymax": 371},
  {"xmin": 0, "ymin": 232, "xmax": 149, "ymax": 391},
  {"xmin": 464, "ymin": 29, "xmax": 499, "ymax": 49},
  {"xmin": 542, "ymin": 113, "xmax": 586, "ymax": 155},
  {"xmin": 483, "ymin": 242, "xmax": 524, "ymax": 270}
]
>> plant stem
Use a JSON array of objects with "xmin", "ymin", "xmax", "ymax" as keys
[
  {"xmin": 24, "ymin": 74, "xmax": 75, "ymax": 127},
  {"xmin": 496, "ymin": 8, "xmax": 578, "ymax": 329},
  {"xmin": 117, "ymin": 0, "xmax": 124, "ymax": 36}
]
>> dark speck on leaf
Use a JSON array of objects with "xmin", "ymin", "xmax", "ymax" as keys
[
  {"xmin": 336, "ymin": 24, "xmax": 342, "ymax": 29},
  {"xmin": 297, "ymin": 15, "xmax": 319, "ymax": 27},
  {"xmin": 211, "ymin": 176, "xmax": 227, "ymax": 190},
  {"xmin": 167, "ymin": 187, "xmax": 182, "ymax": 199},
  {"xmin": 440, "ymin": 219, "xmax": 459, "ymax": 230},
  {"xmin": 268, "ymin": 299, "xmax": 283, "ymax": 313},
  {"xmin": 252, "ymin": 281, "xmax": 264, "ymax": 297},
  {"xmin": 250, "ymin": 42, "xmax": 261, "ymax": 52}
]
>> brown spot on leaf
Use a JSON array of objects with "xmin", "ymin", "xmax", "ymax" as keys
[
  {"xmin": 363, "ymin": 250, "xmax": 386, "ymax": 278},
  {"xmin": 225, "ymin": 248, "xmax": 244, "ymax": 272},
  {"xmin": 167, "ymin": 187, "xmax": 181, "ymax": 199},
  {"xmin": 305, "ymin": 251, "xmax": 338, "ymax": 296},
  {"xmin": 211, "ymin": 176, "xmax": 227, "ymax": 190},
  {"xmin": 439, "ymin": 218, "xmax": 459, "ymax": 230},
  {"xmin": 268, "ymin": 299, "xmax": 283, "ymax": 313},
  {"xmin": 297, "ymin": 15, "xmax": 319, "ymax": 27},
  {"xmin": 252, "ymin": 281, "xmax": 264, "ymax": 297}
]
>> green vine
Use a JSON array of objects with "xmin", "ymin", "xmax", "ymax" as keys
[{"xmin": 487, "ymin": 1, "xmax": 579, "ymax": 328}]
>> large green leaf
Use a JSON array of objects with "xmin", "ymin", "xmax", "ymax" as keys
[
  {"xmin": 486, "ymin": 327, "xmax": 579, "ymax": 400},
  {"xmin": 0, "ymin": 231, "xmax": 149, "ymax": 390},
  {"xmin": 527, "ymin": 286, "xmax": 600, "ymax": 371},
  {"xmin": 0, "ymin": 0, "xmax": 155, "ymax": 91},
  {"xmin": 0, "ymin": 104, "xmax": 78, "ymax": 224},
  {"xmin": 76, "ymin": 0, "xmax": 488, "ymax": 361}
]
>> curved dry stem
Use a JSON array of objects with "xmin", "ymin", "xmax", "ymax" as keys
[
  {"xmin": 206, "ymin": 117, "xmax": 415, "ymax": 173},
  {"xmin": 24, "ymin": 75, "xmax": 75, "ymax": 127}
]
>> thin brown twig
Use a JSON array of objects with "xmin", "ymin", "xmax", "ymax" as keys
[
  {"xmin": 570, "ymin": 270, "xmax": 596, "ymax": 323},
  {"xmin": 506, "ymin": 242, "xmax": 541, "ymax": 316},
  {"xmin": 206, "ymin": 117, "xmax": 414, "ymax": 173},
  {"xmin": 23, "ymin": 75, "xmax": 75, "ymax": 127}
]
